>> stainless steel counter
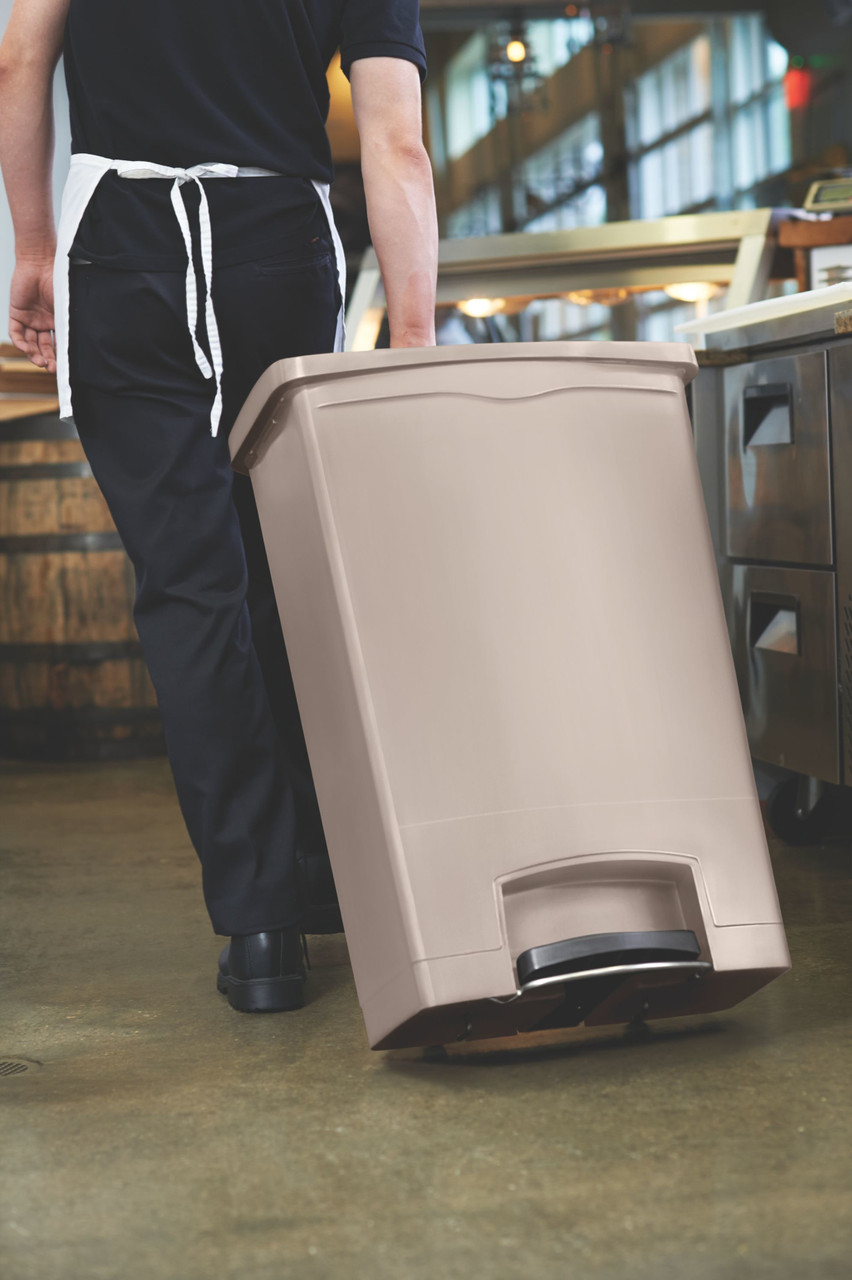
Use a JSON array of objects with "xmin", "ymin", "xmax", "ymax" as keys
[
  {"xmin": 691, "ymin": 292, "xmax": 852, "ymax": 837},
  {"xmin": 685, "ymin": 284, "xmax": 852, "ymax": 355}
]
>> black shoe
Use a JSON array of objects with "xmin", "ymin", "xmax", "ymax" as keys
[
  {"xmin": 296, "ymin": 844, "xmax": 344, "ymax": 935},
  {"xmin": 217, "ymin": 926, "xmax": 308, "ymax": 1013}
]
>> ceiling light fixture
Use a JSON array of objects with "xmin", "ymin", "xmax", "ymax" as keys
[
  {"xmin": 457, "ymin": 298, "xmax": 508, "ymax": 318},
  {"xmin": 664, "ymin": 282, "xmax": 723, "ymax": 303}
]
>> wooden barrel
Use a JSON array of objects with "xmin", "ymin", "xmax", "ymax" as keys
[{"xmin": 0, "ymin": 402, "xmax": 165, "ymax": 760}]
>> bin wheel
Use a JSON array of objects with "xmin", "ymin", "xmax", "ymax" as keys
[{"xmin": 764, "ymin": 775, "xmax": 837, "ymax": 846}]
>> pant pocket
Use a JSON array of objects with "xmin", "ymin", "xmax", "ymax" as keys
[
  {"xmin": 253, "ymin": 243, "xmax": 333, "ymax": 277},
  {"xmin": 69, "ymin": 264, "xmax": 209, "ymax": 393}
]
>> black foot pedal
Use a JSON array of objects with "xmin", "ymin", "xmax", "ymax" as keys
[
  {"xmin": 517, "ymin": 929, "xmax": 701, "ymax": 986},
  {"xmin": 518, "ymin": 930, "xmax": 702, "ymax": 1033}
]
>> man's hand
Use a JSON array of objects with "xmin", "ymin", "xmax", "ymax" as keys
[
  {"xmin": 9, "ymin": 254, "xmax": 56, "ymax": 372},
  {"xmin": 0, "ymin": 0, "xmax": 70, "ymax": 371}
]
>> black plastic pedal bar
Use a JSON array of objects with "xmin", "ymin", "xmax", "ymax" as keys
[{"xmin": 516, "ymin": 929, "xmax": 701, "ymax": 987}]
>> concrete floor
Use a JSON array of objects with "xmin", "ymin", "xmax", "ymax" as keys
[{"xmin": 1, "ymin": 757, "xmax": 851, "ymax": 1280}]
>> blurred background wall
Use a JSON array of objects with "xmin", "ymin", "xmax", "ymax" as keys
[{"xmin": 3, "ymin": 2, "xmax": 852, "ymax": 341}]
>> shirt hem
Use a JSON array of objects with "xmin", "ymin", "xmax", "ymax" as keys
[{"xmin": 341, "ymin": 41, "xmax": 428, "ymax": 84}]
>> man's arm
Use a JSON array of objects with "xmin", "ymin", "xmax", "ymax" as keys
[
  {"xmin": 349, "ymin": 56, "xmax": 438, "ymax": 348},
  {"xmin": 0, "ymin": 0, "xmax": 70, "ymax": 369}
]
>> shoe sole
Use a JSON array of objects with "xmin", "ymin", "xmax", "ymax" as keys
[{"xmin": 217, "ymin": 971, "xmax": 305, "ymax": 1013}]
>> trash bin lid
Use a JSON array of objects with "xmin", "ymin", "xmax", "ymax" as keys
[{"xmin": 228, "ymin": 339, "xmax": 698, "ymax": 472}]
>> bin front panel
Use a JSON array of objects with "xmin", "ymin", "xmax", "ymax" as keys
[{"xmin": 309, "ymin": 364, "xmax": 754, "ymax": 831}]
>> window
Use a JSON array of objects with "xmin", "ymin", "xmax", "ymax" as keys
[
  {"xmin": 626, "ymin": 36, "xmax": 714, "ymax": 219},
  {"xmin": 517, "ymin": 113, "xmax": 606, "ymax": 231},
  {"xmin": 444, "ymin": 186, "xmax": 503, "ymax": 239},
  {"xmin": 442, "ymin": 20, "xmax": 597, "ymax": 167},
  {"xmin": 524, "ymin": 17, "xmax": 596, "ymax": 79},
  {"xmin": 527, "ymin": 297, "xmax": 611, "ymax": 342},
  {"xmin": 724, "ymin": 16, "xmax": 791, "ymax": 204},
  {"xmin": 729, "ymin": 13, "xmax": 768, "ymax": 106},
  {"xmin": 634, "ymin": 291, "xmax": 720, "ymax": 342},
  {"xmin": 425, "ymin": 84, "xmax": 447, "ymax": 175},
  {"xmin": 445, "ymin": 33, "xmax": 493, "ymax": 160},
  {"xmin": 634, "ymin": 36, "xmax": 712, "ymax": 148},
  {"xmin": 626, "ymin": 17, "xmax": 791, "ymax": 218},
  {"xmin": 523, "ymin": 185, "xmax": 607, "ymax": 233}
]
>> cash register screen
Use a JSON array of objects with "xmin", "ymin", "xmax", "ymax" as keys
[{"xmin": 806, "ymin": 179, "xmax": 852, "ymax": 209}]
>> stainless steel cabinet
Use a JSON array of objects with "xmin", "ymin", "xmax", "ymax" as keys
[
  {"xmin": 692, "ymin": 306, "xmax": 852, "ymax": 807},
  {"xmin": 729, "ymin": 563, "xmax": 839, "ymax": 782},
  {"xmin": 723, "ymin": 352, "xmax": 832, "ymax": 566},
  {"xmin": 828, "ymin": 341, "xmax": 852, "ymax": 788}
]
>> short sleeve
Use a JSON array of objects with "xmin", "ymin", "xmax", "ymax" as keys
[{"xmin": 339, "ymin": 0, "xmax": 428, "ymax": 86}]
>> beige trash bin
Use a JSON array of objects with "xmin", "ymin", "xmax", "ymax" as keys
[{"xmin": 229, "ymin": 342, "xmax": 791, "ymax": 1050}]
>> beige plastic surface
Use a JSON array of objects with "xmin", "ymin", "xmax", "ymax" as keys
[{"xmin": 229, "ymin": 341, "xmax": 791, "ymax": 1049}]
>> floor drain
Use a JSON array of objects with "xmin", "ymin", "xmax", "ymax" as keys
[{"xmin": 0, "ymin": 1060, "xmax": 31, "ymax": 1076}]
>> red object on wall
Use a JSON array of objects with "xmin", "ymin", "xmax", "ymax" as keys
[{"xmin": 784, "ymin": 67, "xmax": 813, "ymax": 111}]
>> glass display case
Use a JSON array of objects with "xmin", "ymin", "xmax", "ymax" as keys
[{"xmin": 344, "ymin": 208, "xmax": 798, "ymax": 352}]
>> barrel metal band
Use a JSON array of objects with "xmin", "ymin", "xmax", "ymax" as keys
[
  {"xmin": 0, "ymin": 462, "xmax": 93, "ymax": 481},
  {"xmin": 0, "ymin": 416, "xmax": 77, "ymax": 441},
  {"xmin": 0, "ymin": 532, "xmax": 124, "ymax": 553},
  {"xmin": 0, "ymin": 641, "xmax": 144, "ymax": 664}
]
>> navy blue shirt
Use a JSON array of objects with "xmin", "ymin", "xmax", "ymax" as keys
[{"xmin": 62, "ymin": 0, "xmax": 427, "ymax": 269}]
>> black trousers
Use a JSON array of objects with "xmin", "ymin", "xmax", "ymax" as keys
[{"xmin": 67, "ymin": 202, "xmax": 341, "ymax": 936}]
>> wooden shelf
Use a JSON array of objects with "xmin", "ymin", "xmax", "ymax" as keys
[
  {"xmin": 0, "ymin": 343, "xmax": 58, "ymax": 396},
  {"xmin": 777, "ymin": 217, "xmax": 852, "ymax": 292},
  {"xmin": 0, "ymin": 396, "xmax": 60, "ymax": 422}
]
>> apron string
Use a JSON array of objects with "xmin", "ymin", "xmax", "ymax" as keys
[{"xmin": 114, "ymin": 160, "xmax": 279, "ymax": 437}]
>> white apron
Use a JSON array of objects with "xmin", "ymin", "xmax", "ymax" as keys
[{"xmin": 52, "ymin": 152, "xmax": 347, "ymax": 437}]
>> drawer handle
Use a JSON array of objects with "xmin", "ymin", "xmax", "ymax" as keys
[
  {"xmin": 742, "ymin": 382, "xmax": 793, "ymax": 448},
  {"xmin": 749, "ymin": 591, "xmax": 800, "ymax": 656}
]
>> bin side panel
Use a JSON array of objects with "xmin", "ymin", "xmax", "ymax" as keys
[{"xmin": 249, "ymin": 392, "xmax": 423, "ymax": 1016}]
